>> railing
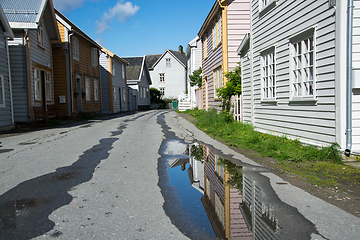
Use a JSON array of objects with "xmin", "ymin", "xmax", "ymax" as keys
[{"xmin": 231, "ymin": 95, "xmax": 242, "ymax": 121}]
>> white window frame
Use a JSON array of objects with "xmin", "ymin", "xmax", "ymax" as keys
[
  {"xmin": 290, "ymin": 29, "xmax": 316, "ymax": 100},
  {"xmin": 112, "ymin": 60, "xmax": 116, "ymax": 76},
  {"xmin": 72, "ymin": 37, "xmax": 79, "ymax": 61},
  {"xmin": 85, "ymin": 76, "xmax": 91, "ymax": 102},
  {"xmin": 38, "ymin": 19, "xmax": 44, "ymax": 47},
  {"xmin": 261, "ymin": 47, "xmax": 276, "ymax": 100},
  {"xmin": 91, "ymin": 48, "xmax": 98, "ymax": 68},
  {"xmin": 94, "ymin": 78, "xmax": 99, "ymax": 102},
  {"xmin": 34, "ymin": 69, "xmax": 41, "ymax": 101},
  {"xmin": 122, "ymin": 87, "xmax": 126, "ymax": 101},
  {"xmin": 259, "ymin": 0, "xmax": 277, "ymax": 12},
  {"xmin": 46, "ymin": 72, "xmax": 51, "ymax": 101},
  {"xmin": 203, "ymin": 34, "xmax": 208, "ymax": 59},
  {"xmin": 160, "ymin": 73, "xmax": 165, "ymax": 82},
  {"xmin": 160, "ymin": 87, "xmax": 165, "ymax": 96},
  {"xmin": 113, "ymin": 86, "xmax": 117, "ymax": 102},
  {"xmin": 213, "ymin": 66, "xmax": 222, "ymax": 99},
  {"xmin": 122, "ymin": 64, "xmax": 125, "ymax": 79},
  {"xmin": 0, "ymin": 74, "xmax": 5, "ymax": 107},
  {"xmin": 166, "ymin": 58, "xmax": 171, "ymax": 67}
]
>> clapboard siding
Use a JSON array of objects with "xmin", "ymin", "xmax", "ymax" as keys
[
  {"xmin": 99, "ymin": 52, "xmax": 110, "ymax": 113},
  {"xmin": 8, "ymin": 35, "xmax": 28, "ymax": 122},
  {"xmin": 52, "ymin": 46, "xmax": 68, "ymax": 113},
  {"xmin": 0, "ymin": 25, "xmax": 13, "ymax": 128},
  {"xmin": 241, "ymin": 0, "xmax": 337, "ymax": 147},
  {"xmin": 112, "ymin": 58, "xmax": 128, "ymax": 112}
]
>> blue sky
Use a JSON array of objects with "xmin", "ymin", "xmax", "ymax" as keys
[{"xmin": 53, "ymin": 0, "xmax": 215, "ymax": 57}]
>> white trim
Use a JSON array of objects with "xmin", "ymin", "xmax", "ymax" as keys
[
  {"xmin": 0, "ymin": 74, "xmax": 5, "ymax": 107},
  {"xmin": 9, "ymin": 22, "xmax": 37, "ymax": 29}
]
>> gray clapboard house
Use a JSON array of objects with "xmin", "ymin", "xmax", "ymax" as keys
[
  {"xmin": 1, "ymin": 0, "xmax": 61, "ymax": 123},
  {"xmin": 237, "ymin": 0, "xmax": 360, "ymax": 154},
  {"xmin": 124, "ymin": 56, "xmax": 151, "ymax": 111},
  {"xmin": 100, "ymin": 47, "xmax": 129, "ymax": 114},
  {"xmin": 0, "ymin": 4, "xmax": 14, "ymax": 130}
]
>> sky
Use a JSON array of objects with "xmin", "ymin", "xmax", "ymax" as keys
[{"xmin": 53, "ymin": 0, "xmax": 215, "ymax": 57}]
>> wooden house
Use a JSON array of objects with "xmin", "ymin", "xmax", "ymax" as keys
[
  {"xmin": 146, "ymin": 47, "xmax": 188, "ymax": 99},
  {"xmin": 124, "ymin": 56, "xmax": 151, "ymax": 111},
  {"xmin": 99, "ymin": 47, "xmax": 129, "ymax": 114},
  {"xmin": 1, "ymin": 0, "xmax": 61, "ymax": 122},
  {"xmin": 198, "ymin": 0, "xmax": 250, "ymax": 110},
  {"xmin": 0, "ymin": 4, "xmax": 14, "ymax": 130},
  {"xmin": 237, "ymin": 0, "xmax": 360, "ymax": 154},
  {"xmin": 53, "ymin": 9, "xmax": 101, "ymax": 116}
]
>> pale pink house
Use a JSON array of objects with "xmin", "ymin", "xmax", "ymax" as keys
[{"xmin": 197, "ymin": 0, "xmax": 250, "ymax": 110}]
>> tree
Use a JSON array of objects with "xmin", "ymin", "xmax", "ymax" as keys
[
  {"xmin": 217, "ymin": 63, "xmax": 242, "ymax": 113},
  {"xmin": 189, "ymin": 67, "xmax": 202, "ymax": 88},
  {"xmin": 150, "ymin": 87, "xmax": 162, "ymax": 104}
]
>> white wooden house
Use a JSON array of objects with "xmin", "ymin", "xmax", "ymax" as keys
[
  {"xmin": 146, "ymin": 47, "xmax": 187, "ymax": 99},
  {"xmin": 100, "ymin": 47, "xmax": 129, "ymax": 114},
  {"xmin": 1, "ymin": 0, "xmax": 61, "ymax": 123},
  {"xmin": 185, "ymin": 36, "xmax": 202, "ymax": 110},
  {"xmin": 237, "ymin": 0, "xmax": 360, "ymax": 154},
  {"xmin": 0, "ymin": 5, "xmax": 14, "ymax": 130},
  {"xmin": 124, "ymin": 56, "xmax": 151, "ymax": 111}
]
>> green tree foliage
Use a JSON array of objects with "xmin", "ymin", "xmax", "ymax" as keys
[
  {"xmin": 150, "ymin": 87, "xmax": 162, "ymax": 104},
  {"xmin": 189, "ymin": 67, "xmax": 202, "ymax": 88},
  {"xmin": 217, "ymin": 63, "xmax": 242, "ymax": 114}
]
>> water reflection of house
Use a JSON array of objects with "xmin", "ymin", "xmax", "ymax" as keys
[{"xmin": 202, "ymin": 146, "xmax": 252, "ymax": 240}]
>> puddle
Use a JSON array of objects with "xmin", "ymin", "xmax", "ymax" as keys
[{"xmin": 158, "ymin": 113, "xmax": 321, "ymax": 240}]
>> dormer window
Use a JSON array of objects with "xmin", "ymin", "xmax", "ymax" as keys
[{"xmin": 38, "ymin": 19, "xmax": 44, "ymax": 47}]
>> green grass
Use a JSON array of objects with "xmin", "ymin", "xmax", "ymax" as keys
[{"xmin": 182, "ymin": 108, "xmax": 360, "ymax": 188}]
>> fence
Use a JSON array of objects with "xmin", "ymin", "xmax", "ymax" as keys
[{"xmin": 231, "ymin": 95, "xmax": 242, "ymax": 121}]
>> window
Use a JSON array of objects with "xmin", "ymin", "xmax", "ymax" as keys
[
  {"xmin": 290, "ymin": 32, "xmax": 315, "ymax": 99},
  {"xmin": 166, "ymin": 58, "xmax": 171, "ymax": 67},
  {"xmin": 160, "ymin": 73, "xmax": 165, "ymax": 82},
  {"xmin": 113, "ymin": 86, "xmax": 117, "ymax": 102},
  {"xmin": 112, "ymin": 60, "xmax": 116, "ymax": 76},
  {"xmin": 46, "ymin": 72, "xmax": 51, "ymax": 101},
  {"xmin": 261, "ymin": 48, "xmax": 276, "ymax": 99},
  {"xmin": 215, "ymin": 192, "xmax": 225, "ymax": 227},
  {"xmin": 213, "ymin": 66, "xmax": 222, "ymax": 98},
  {"xmin": 72, "ymin": 37, "xmax": 79, "ymax": 60},
  {"xmin": 122, "ymin": 64, "xmax": 125, "ymax": 79},
  {"xmin": 91, "ymin": 48, "xmax": 98, "ymax": 67},
  {"xmin": 34, "ymin": 69, "xmax": 41, "ymax": 100},
  {"xmin": 203, "ymin": 34, "xmax": 208, "ymax": 59},
  {"xmin": 85, "ymin": 77, "xmax": 91, "ymax": 102},
  {"xmin": 122, "ymin": 87, "xmax": 126, "ymax": 101},
  {"xmin": 0, "ymin": 74, "xmax": 4, "ymax": 107},
  {"xmin": 212, "ymin": 14, "xmax": 222, "ymax": 49},
  {"xmin": 160, "ymin": 87, "xmax": 165, "ymax": 96},
  {"xmin": 38, "ymin": 19, "xmax": 44, "ymax": 47},
  {"xmin": 213, "ymin": 21, "xmax": 216, "ymax": 48},
  {"xmin": 259, "ymin": 0, "xmax": 277, "ymax": 11},
  {"xmin": 205, "ymin": 177, "xmax": 210, "ymax": 197},
  {"xmin": 215, "ymin": 155, "xmax": 224, "ymax": 181},
  {"xmin": 94, "ymin": 79, "xmax": 99, "ymax": 102},
  {"xmin": 146, "ymin": 87, "xmax": 149, "ymax": 98}
]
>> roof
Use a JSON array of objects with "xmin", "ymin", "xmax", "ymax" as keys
[
  {"xmin": 198, "ymin": 1, "xmax": 222, "ymax": 38},
  {"xmin": 1, "ymin": 0, "xmax": 60, "ymax": 42},
  {"xmin": 145, "ymin": 54, "xmax": 161, "ymax": 70},
  {"xmin": 55, "ymin": 8, "xmax": 101, "ymax": 49},
  {"xmin": 123, "ymin": 56, "xmax": 144, "ymax": 80},
  {"xmin": 100, "ymin": 46, "xmax": 129, "ymax": 65},
  {"xmin": 0, "ymin": 5, "xmax": 13, "ymax": 39},
  {"xmin": 185, "ymin": 36, "xmax": 200, "ymax": 56}
]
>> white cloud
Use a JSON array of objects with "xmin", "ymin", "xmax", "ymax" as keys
[
  {"xmin": 53, "ymin": 0, "xmax": 85, "ymax": 12},
  {"xmin": 96, "ymin": 1, "xmax": 140, "ymax": 35}
]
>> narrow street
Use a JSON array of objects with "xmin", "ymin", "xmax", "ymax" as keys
[{"xmin": 0, "ymin": 110, "xmax": 359, "ymax": 239}]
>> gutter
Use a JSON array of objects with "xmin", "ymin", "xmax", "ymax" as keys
[{"xmin": 345, "ymin": 0, "xmax": 354, "ymax": 156}]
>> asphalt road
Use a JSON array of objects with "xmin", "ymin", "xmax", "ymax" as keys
[{"xmin": 0, "ymin": 110, "xmax": 359, "ymax": 239}]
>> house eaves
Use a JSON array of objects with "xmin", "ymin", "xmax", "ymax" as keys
[
  {"xmin": 151, "ymin": 49, "xmax": 187, "ymax": 69},
  {"xmin": 198, "ymin": 1, "xmax": 221, "ymax": 38},
  {"xmin": 55, "ymin": 8, "xmax": 101, "ymax": 49},
  {"xmin": 237, "ymin": 33, "xmax": 250, "ymax": 56},
  {"xmin": 100, "ymin": 46, "xmax": 129, "ymax": 65},
  {"xmin": 0, "ymin": 5, "xmax": 14, "ymax": 39}
]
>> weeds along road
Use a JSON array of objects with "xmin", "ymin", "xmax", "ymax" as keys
[{"xmin": 0, "ymin": 110, "xmax": 359, "ymax": 240}]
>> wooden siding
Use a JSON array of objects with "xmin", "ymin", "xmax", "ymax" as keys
[
  {"xmin": 70, "ymin": 35, "xmax": 101, "ymax": 113},
  {"xmin": 52, "ymin": 45, "xmax": 68, "ymax": 114},
  {"xmin": 244, "ymin": 0, "xmax": 337, "ymax": 147},
  {"xmin": 112, "ymin": 59, "xmax": 128, "ymax": 112},
  {"xmin": 0, "ymin": 26, "xmax": 13, "ymax": 128},
  {"xmin": 353, "ymin": 0, "xmax": 360, "ymax": 152},
  {"xmin": 8, "ymin": 33, "xmax": 28, "ymax": 122},
  {"xmin": 99, "ymin": 52, "xmax": 111, "ymax": 113}
]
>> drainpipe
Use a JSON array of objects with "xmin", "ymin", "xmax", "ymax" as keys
[
  {"xmin": 345, "ymin": 0, "xmax": 354, "ymax": 157},
  {"xmin": 6, "ymin": 38, "xmax": 14, "ymax": 124}
]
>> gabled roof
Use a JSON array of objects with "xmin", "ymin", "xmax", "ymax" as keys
[
  {"xmin": 55, "ymin": 8, "xmax": 101, "ymax": 49},
  {"xmin": 148, "ymin": 49, "xmax": 188, "ymax": 70},
  {"xmin": 145, "ymin": 54, "xmax": 161, "ymax": 70},
  {"xmin": 123, "ymin": 56, "xmax": 144, "ymax": 81},
  {"xmin": 100, "ymin": 46, "xmax": 129, "ymax": 65},
  {"xmin": 1, "ymin": 0, "xmax": 60, "ymax": 42},
  {"xmin": 0, "ymin": 5, "xmax": 13, "ymax": 39}
]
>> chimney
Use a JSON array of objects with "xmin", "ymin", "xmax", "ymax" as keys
[{"xmin": 179, "ymin": 45, "xmax": 184, "ymax": 54}]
